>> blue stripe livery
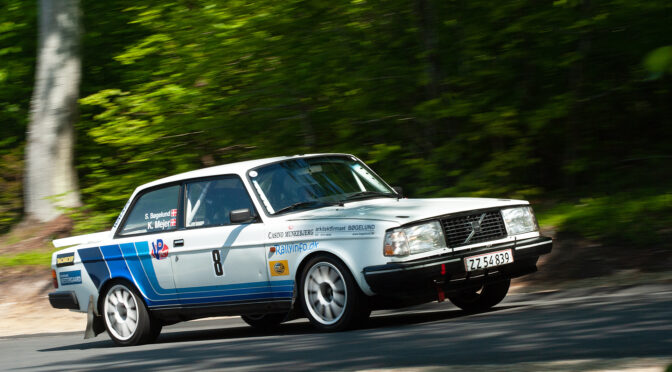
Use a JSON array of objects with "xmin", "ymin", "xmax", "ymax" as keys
[
  {"xmin": 78, "ymin": 247, "xmax": 109, "ymax": 289},
  {"xmin": 78, "ymin": 242, "xmax": 293, "ymax": 308}
]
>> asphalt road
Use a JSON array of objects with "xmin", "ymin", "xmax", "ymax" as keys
[{"xmin": 1, "ymin": 284, "xmax": 671, "ymax": 371}]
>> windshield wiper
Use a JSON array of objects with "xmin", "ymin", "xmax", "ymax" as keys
[
  {"xmin": 273, "ymin": 201, "xmax": 340, "ymax": 215},
  {"xmin": 343, "ymin": 191, "xmax": 398, "ymax": 201}
]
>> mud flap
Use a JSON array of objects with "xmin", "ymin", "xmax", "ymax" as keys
[{"xmin": 84, "ymin": 295, "xmax": 105, "ymax": 339}]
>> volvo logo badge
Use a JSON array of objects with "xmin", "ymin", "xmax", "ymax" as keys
[{"xmin": 464, "ymin": 213, "xmax": 487, "ymax": 244}]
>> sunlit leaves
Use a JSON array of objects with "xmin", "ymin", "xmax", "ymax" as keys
[{"xmin": 643, "ymin": 46, "xmax": 672, "ymax": 79}]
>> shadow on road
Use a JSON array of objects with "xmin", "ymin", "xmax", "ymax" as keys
[
  {"xmin": 41, "ymin": 305, "xmax": 505, "ymax": 351},
  {"xmin": 32, "ymin": 297, "xmax": 672, "ymax": 371}
]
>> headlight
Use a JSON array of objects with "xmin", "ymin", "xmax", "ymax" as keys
[
  {"xmin": 501, "ymin": 206, "xmax": 539, "ymax": 236},
  {"xmin": 384, "ymin": 221, "xmax": 446, "ymax": 257}
]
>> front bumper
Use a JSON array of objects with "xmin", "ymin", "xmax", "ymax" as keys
[
  {"xmin": 363, "ymin": 236, "xmax": 552, "ymax": 297},
  {"xmin": 49, "ymin": 291, "xmax": 80, "ymax": 310}
]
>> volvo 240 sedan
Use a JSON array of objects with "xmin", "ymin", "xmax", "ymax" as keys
[{"xmin": 49, "ymin": 154, "xmax": 552, "ymax": 346}]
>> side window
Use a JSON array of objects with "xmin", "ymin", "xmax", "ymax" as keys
[
  {"xmin": 185, "ymin": 177, "xmax": 256, "ymax": 228},
  {"xmin": 119, "ymin": 185, "xmax": 180, "ymax": 236}
]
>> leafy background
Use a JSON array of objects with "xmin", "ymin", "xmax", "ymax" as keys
[{"xmin": 1, "ymin": 0, "xmax": 671, "ymax": 249}]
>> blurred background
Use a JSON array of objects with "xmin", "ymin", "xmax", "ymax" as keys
[{"xmin": 0, "ymin": 0, "xmax": 671, "ymax": 279}]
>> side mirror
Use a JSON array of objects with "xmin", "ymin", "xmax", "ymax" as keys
[
  {"xmin": 392, "ymin": 186, "xmax": 404, "ymax": 197},
  {"xmin": 230, "ymin": 208, "xmax": 255, "ymax": 224}
]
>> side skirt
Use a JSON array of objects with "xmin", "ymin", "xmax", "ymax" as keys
[{"xmin": 150, "ymin": 299, "xmax": 293, "ymax": 324}]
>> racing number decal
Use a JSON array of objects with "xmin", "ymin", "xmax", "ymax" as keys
[{"xmin": 212, "ymin": 250, "xmax": 223, "ymax": 276}]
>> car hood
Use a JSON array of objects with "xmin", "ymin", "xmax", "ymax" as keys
[{"xmin": 287, "ymin": 197, "xmax": 527, "ymax": 225}]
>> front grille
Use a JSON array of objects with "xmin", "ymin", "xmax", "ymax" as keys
[{"xmin": 440, "ymin": 210, "xmax": 507, "ymax": 248}]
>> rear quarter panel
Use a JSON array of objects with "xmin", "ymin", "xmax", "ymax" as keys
[{"xmin": 51, "ymin": 248, "xmax": 100, "ymax": 312}]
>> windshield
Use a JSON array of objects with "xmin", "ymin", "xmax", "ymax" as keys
[{"xmin": 248, "ymin": 156, "xmax": 396, "ymax": 215}]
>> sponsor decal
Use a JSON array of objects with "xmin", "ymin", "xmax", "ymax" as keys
[
  {"xmin": 269, "ymin": 260, "xmax": 289, "ymax": 276},
  {"xmin": 170, "ymin": 208, "xmax": 178, "ymax": 217},
  {"xmin": 56, "ymin": 253, "xmax": 75, "ymax": 267},
  {"xmin": 268, "ymin": 228, "xmax": 315, "ymax": 239},
  {"xmin": 151, "ymin": 239, "xmax": 169, "ymax": 260},
  {"xmin": 170, "ymin": 218, "xmax": 177, "ymax": 227},
  {"xmin": 267, "ymin": 224, "xmax": 377, "ymax": 240},
  {"xmin": 268, "ymin": 231, "xmax": 284, "ymax": 239},
  {"xmin": 316, "ymin": 225, "xmax": 347, "ymax": 233},
  {"xmin": 273, "ymin": 241, "xmax": 319, "ymax": 256},
  {"xmin": 347, "ymin": 224, "xmax": 376, "ymax": 231},
  {"xmin": 348, "ymin": 224, "xmax": 376, "ymax": 236},
  {"xmin": 285, "ymin": 229, "xmax": 314, "ymax": 237},
  {"xmin": 314, "ymin": 224, "xmax": 377, "ymax": 236},
  {"xmin": 59, "ymin": 270, "xmax": 82, "ymax": 286}
]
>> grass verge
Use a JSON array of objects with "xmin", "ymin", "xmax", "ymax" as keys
[{"xmin": 0, "ymin": 250, "xmax": 55, "ymax": 268}]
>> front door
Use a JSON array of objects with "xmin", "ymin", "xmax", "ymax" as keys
[{"xmin": 169, "ymin": 176, "xmax": 274, "ymax": 309}]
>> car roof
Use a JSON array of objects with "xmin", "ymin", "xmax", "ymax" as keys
[{"xmin": 136, "ymin": 153, "xmax": 354, "ymax": 192}]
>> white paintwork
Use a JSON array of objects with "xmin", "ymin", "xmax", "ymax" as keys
[
  {"xmin": 53, "ymin": 231, "xmax": 112, "ymax": 248},
  {"xmin": 170, "ymin": 224, "xmax": 269, "ymax": 293},
  {"xmin": 50, "ymin": 153, "xmax": 540, "ymax": 314}
]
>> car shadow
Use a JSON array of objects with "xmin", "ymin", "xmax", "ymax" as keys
[{"xmin": 39, "ymin": 305, "xmax": 520, "ymax": 351}]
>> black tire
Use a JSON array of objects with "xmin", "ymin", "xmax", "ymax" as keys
[
  {"xmin": 299, "ymin": 255, "xmax": 370, "ymax": 331},
  {"xmin": 448, "ymin": 279, "xmax": 510, "ymax": 313},
  {"xmin": 146, "ymin": 319, "xmax": 163, "ymax": 343},
  {"xmin": 101, "ymin": 281, "xmax": 160, "ymax": 346},
  {"xmin": 241, "ymin": 312, "xmax": 288, "ymax": 330}
]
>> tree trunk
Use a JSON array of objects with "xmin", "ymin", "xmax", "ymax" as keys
[
  {"xmin": 24, "ymin": 0, "xmax": 81, "ymax": 222},
  {"xmin": 415, "ymin": 0, "xmax": 442, "ymax": 151}
]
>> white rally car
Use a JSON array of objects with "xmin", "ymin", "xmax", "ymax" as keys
[{"xmin": 49, "ymin": 154, "xmax": 552, "ymax": 346}]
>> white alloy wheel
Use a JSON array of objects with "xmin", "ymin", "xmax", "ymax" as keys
[
  {"xmin": 303, "ymin": 261, "xmax": 348, "ymax": 325},
  {"xmin": 104, "ymin": 284, "xmax": 140, "ymax": 341}
]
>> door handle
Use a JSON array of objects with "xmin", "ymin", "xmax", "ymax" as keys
[{"xmin": 174, "ymin": 239, "xmax": 184, "ymax": 247}]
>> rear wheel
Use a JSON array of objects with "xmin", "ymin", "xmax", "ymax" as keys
[
  {"xmin": 102, "ymin": 282, "xmax": 161, "ymax": 346},
  {"xmin": 241, "ymin": 312, "xmax": 288, "ymax": 330},
  {"xmin": 448, "ymin": 279, "xmax": 510, "ymax": 313},
  {"xmin": 300, "ymin": 255, "xmax": 370, "ymax": 331}
]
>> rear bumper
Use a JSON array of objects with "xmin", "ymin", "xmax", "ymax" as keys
[
  {"xmin": 363, "ymin": 236, "xmax": 552, "ymax": 297},
  {"xmin": 49, "ymin": 291, "xmax": 80, "ymax": 310}
]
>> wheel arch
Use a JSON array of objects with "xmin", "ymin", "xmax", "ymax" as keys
[
  {"xmin": 295, "ymin": 249, "xmax": 373, "ymax": 297},
  {"xmin": 97, "ymin": 276, "xmax": 149, "ymax": 314}
]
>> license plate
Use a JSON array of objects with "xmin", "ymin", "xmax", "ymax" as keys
[{"xmin": 464, "ymin": 249, "xmax": 513, "ymax": 272}]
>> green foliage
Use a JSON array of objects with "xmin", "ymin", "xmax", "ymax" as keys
[
  {"xmin": 538, "ymin": 191, "xmax": 672, "ymax": 246},
  {"xmin": 2, "ymin": 0, "xmax": 672, "ymax": 248},
  {"xmin": 643, "ymin": 46, "xmax": 672, "ymax": 78},
  {"xmin": 0, "ymin": 0, "xmax": 35, "ymax": 232},
  {"xmin": 0, "ymin": 0, "xmax": 35, "ymax": 150},
  {"xmin": 0, "ymin": 150, "xmax": 23, "ymax": 231}
]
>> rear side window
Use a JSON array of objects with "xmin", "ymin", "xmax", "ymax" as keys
[
  {"xmin": 119, "ymin": 185, "xmax": 180, "ymax": 236},
  {"xmin": 185, "ymin": 177, "xmax": 256, "ymax": 228}
]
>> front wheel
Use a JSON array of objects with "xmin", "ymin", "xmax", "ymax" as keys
[
  {"xmin": 102, "ymin": 282, "xmax": 161, "ymax": 346},
  {"xmin": 300, "ymin": 255, "xmax": 370, "ymax": 331},
  {"xmin": 448, "ymin": 279, "xmax": 510, "ymax": 313}
]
